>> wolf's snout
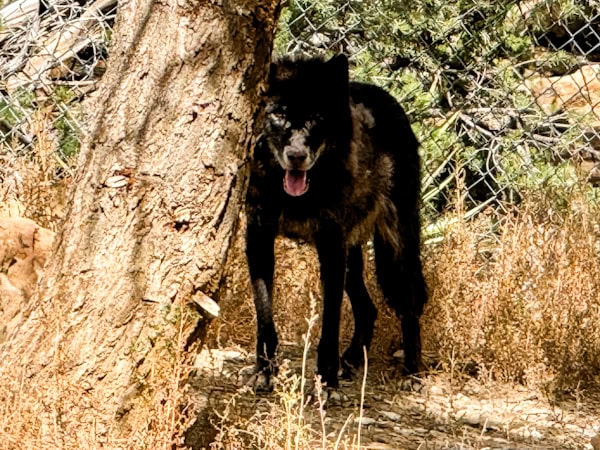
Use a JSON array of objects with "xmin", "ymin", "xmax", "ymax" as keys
[{"xmin": 284, "ymin": 147, "xmax": 308, "ymax": 168}]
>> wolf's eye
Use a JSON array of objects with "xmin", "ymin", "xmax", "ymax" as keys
[{"xmin": 269, "ymin": 113, "xmax": 289, "ymax": 128}]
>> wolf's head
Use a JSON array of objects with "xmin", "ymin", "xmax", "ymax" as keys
[{"xmin": 262, "ymin": 54, "xmax": 351, "ymax": 197}]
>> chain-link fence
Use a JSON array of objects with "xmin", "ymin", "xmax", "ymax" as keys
[
  {"xmin": 275, "ymin": 0, "xmax": 600, "ymax": 241},
  {"xmin": 0, "ymin": 0, "xmax": 114, "ymax": 225},
  {"xmin": 1, "ymin": 0, "xmax": 600, "ymax": 234}
]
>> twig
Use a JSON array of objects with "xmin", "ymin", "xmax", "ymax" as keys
[
  {"xmin": 0, "ymin": 119, "xmax": 34, "ymax": 146},
  {"xmin": 458, "ymin": 112, "xmax": 497, "ymax": 139},
  {"xmin": 356, "ymin": 346, "xmax": 368, "ymax": 450},
  {"xmin": 297, "ymin": 291, "xmax": 319, "ymax": 449}
]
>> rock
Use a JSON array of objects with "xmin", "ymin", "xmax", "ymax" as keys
[
  {"xmin": 220, "ymin": 348, "xmax": 247, "ymax": 363},
  {"xmin": 522, "ymin": 64, "xmax": 600, "ymax": 125},
  {"xmin": 0, "ymin": 217, "xmax": 54, "ymax": 292},
  {"xmin": 514, "ymin": 426, "xmax": 544, "ymax": 441},
  {"xmin": 0, "ymin": 217, "xmax": 54, "ymax": 342},
  {"xmin": 354, "ymin": 416, "xmax": 377, "ymax": 426},
  {"xmin": 392, "ymin": 349, "xmax": 404, "ymax": 360},
  {"xmin": 456, "ymin": 410, "xmax": 482, "ymax": 427},
  {"xmin": 379, "ymin": 410, "xmax": 401, "ymax": 422},
  {"xmin": 505, "ymin": 0, "xmax": 596, "ymax": 43}
]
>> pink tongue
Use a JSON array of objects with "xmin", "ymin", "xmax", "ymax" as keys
[{"xmin": 284, "ymin": 170, "xmax": 308, "ymax": 196}]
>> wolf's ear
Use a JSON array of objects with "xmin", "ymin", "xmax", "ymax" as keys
[{"xmin": 326, "ymin": 54, "xmax": 349, "ymax": 83}]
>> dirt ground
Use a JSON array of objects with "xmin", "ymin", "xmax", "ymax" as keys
[
  {"xmin": 192, "ymin": 344, "xmax": 600, "ymax": 449},
  {"xmin": 2, "ymin": 211, "xmax": 599, "ymax": 449},
  {"xmin": 192, "ymin": 230, "xmax": 600, "ymax": 450}
]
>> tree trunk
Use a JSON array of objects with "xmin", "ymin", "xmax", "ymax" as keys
[{"xmin": 0, "ymin": 0, "xmax": 280, "ymax": 446}]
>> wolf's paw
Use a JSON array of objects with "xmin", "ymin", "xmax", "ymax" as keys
[
  {"xmin": 239, "ymin": 365, "xmax": 274, "ymax": 393},
  {"xmin": 309, "ymin": 384, "xmax": 348, "ymax": 408},
  {"xmin": 397, "ymin": 374, "xmax": 424, "ymax": 392},
  {"xmin": 341, "ymin": 348, "xmax": 363, "ymax": 380}
]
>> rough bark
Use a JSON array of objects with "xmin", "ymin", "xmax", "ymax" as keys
[{"xmin": 0, "ymin": 0, "xmax": 280, "ymax": 445}]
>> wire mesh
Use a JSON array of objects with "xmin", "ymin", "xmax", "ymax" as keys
[
  {"xmin": 0, "ymin": 0, "xmax": 115, "ymax": 224},
  {"xmin": 274, "ymin": 0, "xmax": 600, "ymax": 242},
  {"xmin": 1, "ymin": 0, "xmax": 599, "ymax": 235}
]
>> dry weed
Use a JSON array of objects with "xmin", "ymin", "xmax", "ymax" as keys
[
  {"xmin": 210, "ymin": 184, "xmax": 600, "ymax": 448},
  {"xmin": 211, "ymin": 299, "xmax": 365, "ymax": 450},
  {"xmin": 422, "ymin": 186, "xmax": 600, "ymax": 390},
  {"xmin": 1, "ymin": 104, "xmax": 72, "ymax": 228},
  {"xmin": 0, "ymin": 299, "xmax": 197, "ymax": 450},
  {"xmin": 2, "ymin": 143, "xmax": 600, "ymax": 448},
  {"xmin": 215, "ymin": 182, "xmax": 600, "ymax": 394}
]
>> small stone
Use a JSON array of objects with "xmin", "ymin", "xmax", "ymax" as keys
[
  {"xmin": 515, "ymin": 427, "xmax": 542, "ymax": 440},
  {"xmin": 220, "ymin": 349, "xmax": 246, "ymax": 363},
  {"xmin": 379, "ymin": 410, "xmax": 401, "ymax": 422},
  {"xmin": 456, "ymin": 410, "xmax": 482, "ymax": 427},
  {"xmin": 355, "ymin": 417, "xmax": 377, "ymax": 426},
  {"xmin": 392, "ymin": 349, "xmax": 405, "ymax": 360},
  {"xmin": 591, "ymin": 434, "xmax": 600, "ymax": 450},
  {"xmin": 328, "ymin": 390, "xmax": 342, "ymax": 403},
  {"xmin": 530, "ymin": 429, "xmax": 543, "ymax": 440},
  {"xmin": 428, "ymin": 384, "xmax": 445, "ymax": 396}
]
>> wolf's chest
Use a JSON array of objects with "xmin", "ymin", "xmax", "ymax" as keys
[
  {"xmin": 278, "ymin": 211, "xmax": 320, "ymax": 241},
  {"xmin": 277, "ymin": 199, "xmax": 380, "ymax": 246}
]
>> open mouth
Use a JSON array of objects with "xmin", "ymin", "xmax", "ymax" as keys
[{"xmin": 283, "ymin": 170, "xmax": 309, "ymax": 196}]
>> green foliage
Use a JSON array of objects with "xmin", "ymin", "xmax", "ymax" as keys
[
  {"xmin": 54, "ymin": 114, "xmax": 80, "ymax": 160},
  {"xmin": 0, "ymin": 90, "xmax": 35, "ymax": 126},
  {"xmin": 276, "ymin": 0, "xmax": 600, "ymax": 224},
  {"xmin": 1, "ymin": 86, "xmax": 81, "ymax": 160},
  {"xmin": 51, "ymin": 86, "xmax": 82, "ymax": 160}
]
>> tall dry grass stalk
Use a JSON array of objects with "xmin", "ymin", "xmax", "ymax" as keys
[
  {"xmin": 3, "ymin": 123, "xmax": 600, "ymax": 447},
  {"xmin": 422, "ymin": 186, "xmax": 600, "ymax": 391}
]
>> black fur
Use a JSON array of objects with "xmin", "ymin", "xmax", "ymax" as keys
[{"xmin": 246, "ymin": 54, "xmax": 427, "ymax": 389}]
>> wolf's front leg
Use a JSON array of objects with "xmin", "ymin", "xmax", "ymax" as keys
[
  {"xmin": 315, "ymin": 227, "xmax": 347, "ymax": 388},
  {"xmin": 246, "ymin": 218, "xmax": 278, "ymax": 391}
]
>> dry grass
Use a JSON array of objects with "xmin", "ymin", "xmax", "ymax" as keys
[
  {"xmin": 216, "ymin": 184, "xmax": 600, "ymax": 394},
  {"xmin": 0, "ymin": 301, "xmax": 197, "ymax": 450},
  {"xmin": 0, "ymin": 106, "xmax": 72, "ymax": 229},
  {"xmin": 210, "ymin": 302, "xmax": 369, "ymax": 450},
  {"xmin": 2, "ymin": 133, "xmax": 600, "ymax": 447},
  {"xmin": 210, "ymin": 368, "xmax": 367, "ymax": 450},
  {"xmin": 422, "ymin": 187, "xmax": 600, "ymax": 391},
  {"xmin": 206, "ymin": 183, "xmax": 600, "ymax": 448}
]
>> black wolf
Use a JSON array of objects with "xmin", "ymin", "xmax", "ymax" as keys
[{"xmin": 246, "ymin": 54, "xmax": 427, "ymax": 390}]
